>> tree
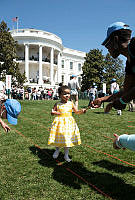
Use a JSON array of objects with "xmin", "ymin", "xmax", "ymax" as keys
[
  {"xmin": 0, "ymin": 20, "xmax": 26, "ymax": 85},
  {"xmin": 81, "ymin": 49, "xmax": 105, "ymax": 91},
  {"xmin": 104, "ymin": 53, "xmax": 125, "ymax": 91}
]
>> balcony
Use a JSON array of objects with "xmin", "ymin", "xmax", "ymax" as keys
[{"xmin": 16, "ymin": 56, "xmax": 58, "ymax": 64}]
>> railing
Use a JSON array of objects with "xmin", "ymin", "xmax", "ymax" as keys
[{"xmin": 16, "ymin": 57, "xmax": 52, "ymax": 63}]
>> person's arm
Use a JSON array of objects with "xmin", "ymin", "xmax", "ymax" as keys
[
  {"xmin": 113, "ymin": 134, "xmax": 135, "ymax": 151},
  {"xmin": 110, "ymin": 83, "xmax": 113, "ymax": 94},
  {"xmin": 90, "ymin": 94, "xmax": 113, "ymax": 108},
  {"xmin": 91, "ymin": 90, "xmax": 124, "ymax": 108},
  {"xmin": 0, "ymin": 118, "xmax": 10, "ymax": 132},
  {"xmin": 111, "ymin": 86, "xmax": 135, "ymax": 110},
  {"xmin": 51, "ymin": 103, "xmax": 61, "ymax": 115},
  {"xmin": 72, "ymin": 103, "xmax": 86, "ymax": 114}
]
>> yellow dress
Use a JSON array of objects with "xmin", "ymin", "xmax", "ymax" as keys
[{"xmin": 48, "ymin": 101, "xmax": 81, "ymax": 147}]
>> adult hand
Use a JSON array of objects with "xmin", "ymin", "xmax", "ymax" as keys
[{"xmin": 91, "ymin": 98, "xmax": 102, "ymax": 108}]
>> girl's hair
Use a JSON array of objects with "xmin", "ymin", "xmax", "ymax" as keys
[{"xmin": 58, "ymin": 85, "xmax": 70, "ymax": 96}]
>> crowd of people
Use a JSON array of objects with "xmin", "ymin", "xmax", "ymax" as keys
[{"xmin": 10, "ymin": 86, "xmax": 57, "ymax": 101}]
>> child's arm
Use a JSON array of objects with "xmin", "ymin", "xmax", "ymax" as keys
[
  {"xmin": 51, "ymin": 103, "xmax": 61, "ymax": 115},
  {"xmin": 72, "ymin": 103, "xmax": 86, "ymax": 114}
]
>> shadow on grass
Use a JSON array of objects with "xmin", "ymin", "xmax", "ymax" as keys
[
  {"xmin": 30, "ymin": 146, "xmax": 135, "ymax": 200},
  {"xmin": 93, "ymin": 111, "xmax": 104, "ymax": 114},
  {"xmin": 92, "ymin": 159, "xmax": 135, "ymax": 174}
]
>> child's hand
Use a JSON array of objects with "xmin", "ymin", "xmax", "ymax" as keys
[{"xmin": 51, "ymin": 109, "xmax": 61, "ymax": 115}]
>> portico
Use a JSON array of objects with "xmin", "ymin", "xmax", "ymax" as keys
[
  {"xmin": 10, "ymin": 28, "xmax": 85, "ymax": 89},
  {"xmin": 17, "ymin": 43, "xmax": 61, "ymax": 86}
]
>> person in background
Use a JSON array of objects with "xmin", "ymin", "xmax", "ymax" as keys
[
  {"xmin": 0, "ymin": 99, "xmax": 21, "ymax": 132},
  {"xmin": 37, "ymin": 89, "xmax": 41, "ymax": 100},
  {"xmin": 68, "ymin": 75, "xmax": 80, "ymax": 110},
  {"xmin": 88, "ymin": 84, "xmax": 97, "ymax": 107},
  {"xmin": 0, "ymin": 80, "xmax": 5, "ymax": 100},
  {"xmin": 18, "ymin": 86, "xmax": 24, "ymax": 100},
  {"xmin": 32, "ymin": 88, "xmax": 37, "ymax": 100},
  {"xmin": 105, "ymin": 78, "xmax": 121, "ymax": 115},
  {"xmin": 91, "ymin": 22, "xmax": 135, "ymax": 111},
  {"xmin": 110, "ymin": 78, "xmax": 119, "ymax": 94}
]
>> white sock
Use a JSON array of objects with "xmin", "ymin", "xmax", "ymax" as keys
[
  {"xmin": 53, "ymin": 147, "xmax": 59, "ymax": 159},
  {"xmin": 64, "ymin": 147, "xmax": 71, "ymax": 162}
]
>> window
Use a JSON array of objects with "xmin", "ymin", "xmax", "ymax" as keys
[
  {"xmin": 78, "ymin": 63, "xmax": 81, "ymax": 71},
  {"xmin": 62, "ymin": 75, "xmax": 64, "ymax": 83},
  {"xmin": 70, "ymin": 62, "xmax": 73, "ymax": 70},
  {"xmin": 61, "ymin": 60, "xmax": 64, "ymax": 68}
]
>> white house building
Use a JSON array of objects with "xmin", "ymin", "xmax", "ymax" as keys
[{"xmin": 10, "ymin": 29, "xmax": 86, "ymax": 89}]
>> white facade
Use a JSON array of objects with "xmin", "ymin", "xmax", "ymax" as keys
[{"xmin": 10, "ymin": 29, "xmax": 86, "ymax": 89}]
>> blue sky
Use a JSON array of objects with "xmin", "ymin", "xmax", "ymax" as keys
[{"xmin": 1, "ymin": 0, "xmax": 135, "ymax": 62}]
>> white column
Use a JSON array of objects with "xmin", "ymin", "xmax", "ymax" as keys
[
  {"xmin": 38, "ymin": 45, "xmax": 43, "ymax": 85},
  {"xmin": 57, "ymin": 52, "xmax": 61, "ymax": 83},
  {"xmin": 75, "ymin": 61, "xmax": 78, "ymax": 75},
  {"xmin": 65, "ymin": 59, "xmax": 69, "ymax": 85},
  {"xmin": 50, "ymin": 47, "xmax": 54, "ymax": 85},
  {"xmin": 25, "ymin": 44, "xmax": 29, "ymax": 82}
]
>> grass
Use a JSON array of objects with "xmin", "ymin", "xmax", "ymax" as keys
[{"xmin": 1, "ymin": 99, "xmax": 135, "ymax": 200}]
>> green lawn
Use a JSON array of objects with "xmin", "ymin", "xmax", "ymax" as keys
[{"xmin": 1, "ymin": 99, "xmax": 135, "ymax": 200}]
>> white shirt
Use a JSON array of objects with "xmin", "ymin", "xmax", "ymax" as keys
[
  {"xmin": 0, "ymin": 81, "xmax": 5, "ymax": 91},
  {"xmin": 68, "ymin": 78, "xmax": 79, "ymax": 91},
  {"xmin": 111, "ymin": 82, "xmax": 119, "ymax": 94},
  {"xmin": 89, "ymin": 87, "xmax": 97, "ymax": 95}
]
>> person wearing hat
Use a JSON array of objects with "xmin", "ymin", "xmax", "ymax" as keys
[
  {"xmin": 104, "ymin": 78, "xmax": 122, "ymax": 115},
  {"xmin": 0, "ymin": 99, "xmax": 21, "ymax": 132},
  {"xmin": 91, "ymin": 21, "xmax": 135, "ymax": 111},
  {"xmin": 88, "ymin": 84, "xmax": 97, "ymax": 107},
  {"xmin": 68, "ymin": 75, "xmax": 80, "ymax": 110},
  {"xmin": 110, "ymin": 78, "xmax": 119, "ymax": 94}
]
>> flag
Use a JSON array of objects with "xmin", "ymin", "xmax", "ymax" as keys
[{"xmin": 12, "ymin": 17, "xmax": 18, "ymax": 22}]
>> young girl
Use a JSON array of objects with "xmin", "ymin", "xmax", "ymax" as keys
[{"xmin": 48, "ymin": 85, "xmax": 86, "ymax": 162}]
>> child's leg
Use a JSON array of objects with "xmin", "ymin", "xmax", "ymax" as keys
[
  {"xmin": 53, "ymin": 147, "xmax": 60, "ymax": 159},
  {"xmin": 64, "ymin": 147, "xmax": 71, "ymax": 162}
]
